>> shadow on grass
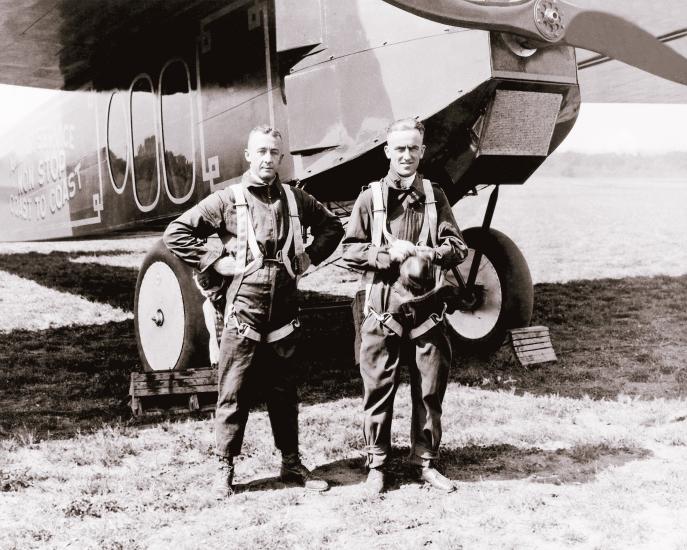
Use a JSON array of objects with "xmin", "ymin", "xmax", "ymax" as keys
[
  {"xmin": 1, "ymin": 273, "xmax": 686, "ymax": 440},
  {"xmin": 233, "ymin": 442, "xmax": 650, "ymax": 494},
  {"xmin": 0, "ymin": 251, "xmax": 138, "ymax": 311}
]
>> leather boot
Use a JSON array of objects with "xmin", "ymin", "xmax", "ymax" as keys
[
  {"xmin": 365, "ymin": 467, "xmax": 386, "ymax": 495},
  {"xmin": 213, "ymin": 456, "xmax": 235, "ymax": 499},
  {"xmin": 280, "ymin": 461, "xmax": 329, "ymax": 492},
  {"xmin": 420, "ymin": 464, "xmax": 456, "ymax": 493}
]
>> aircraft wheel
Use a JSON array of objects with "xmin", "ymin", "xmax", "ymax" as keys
[
  {"xmin": 134, "ymin": 239, "xmax": 209, "ymax": 371},
  {"xmin": 444, "ymin": 227, "xmax": 533, "ymax": 351}
]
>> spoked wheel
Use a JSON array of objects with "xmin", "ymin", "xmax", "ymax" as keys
[
  {"xmin": 134, "ymin": 239, "xmax": 210, "ymax": 371},
  {"xmin": 445, "ymin": 227, "xmax": 533, "ymax": 351}
]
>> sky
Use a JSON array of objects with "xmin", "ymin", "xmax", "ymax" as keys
[
  {"xmin": 0, "ymin": 84, "xmax": 59, "ymax": 133},
  {"xmin": 556, "ymin": 103, "xmax": 687, "ymax": 154},
  {"xmin": 0, "ymin": 83, "xmax": 686, "ymax": 154}
]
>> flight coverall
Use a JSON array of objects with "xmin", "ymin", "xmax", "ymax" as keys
[
  {"xmin": 164, "ymin": 171, "xmax": 343, "ymax": 459},
  {"xmin": 342, "ymin": 169, "xmax": 468, "ymax": 468}
]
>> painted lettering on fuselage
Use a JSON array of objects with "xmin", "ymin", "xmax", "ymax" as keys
[{"xmin": 7, "ymin": 124, "xmax": 82, "ymax": 222}]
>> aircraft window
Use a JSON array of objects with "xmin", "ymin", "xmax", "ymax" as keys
[
  {"xmin": 160, "ymin": 59, "xmax": 195, "ymax": 204},
  {"xmin": 130, "ymin": 74, "xmax": 160, "ymax": 212},
  {"xmin": 106, "ymin": 91, "xmax": 130, "ymax": 194}
]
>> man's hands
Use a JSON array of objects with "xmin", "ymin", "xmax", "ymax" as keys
[
  {"xmin": 212, "ymin": 255, "xmax": 238, "ymax": 277},
  {"xmin": 389, "ymin": 241, "xmax": 436, "ymax": 265},
  {"xmin": 388, "ymin": 239, "xmax": 416, "ymax": 263}
]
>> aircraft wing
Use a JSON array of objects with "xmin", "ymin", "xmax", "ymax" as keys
[
  {"xmin": 0, "ymin": 0, "xmax": 220, "ymax": 89},
  {"xmin": 1, "ymin": 0, "xmax": 686, "ymax": 103},
  {"xmin": 0, "ymin": 0, "xmax": 64, "ymax": 88}
]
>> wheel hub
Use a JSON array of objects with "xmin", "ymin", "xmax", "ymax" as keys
[
  {"xmin": 445, "ymin": 249, "xmax": 503, "ymax": 340},
  {"xmin": 151, "ymin": 309, "xmax": 165, "ymax": 327}
]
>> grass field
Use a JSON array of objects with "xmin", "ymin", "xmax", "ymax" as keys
[{"xmin": 1, "ymin": 177, "xmax": 686, "ymax": 549}]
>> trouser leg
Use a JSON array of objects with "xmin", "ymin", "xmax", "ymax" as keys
[
  {"xmin": 359, "ymin": 315, "xmax": 401, "ymax": 469},
  {"xmin": 265, "ymin": 336, "xmax": 300, "ymax": 460},
  {"xmin": 409, "ymin": 323, "xmax": 452, "ymax": 466},
  {"xmin": 214, "ymin": 327, "xmax": 259, "ymax": 458}
]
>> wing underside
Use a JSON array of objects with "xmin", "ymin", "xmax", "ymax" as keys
[{"xmin": 2, "ymin": 0, "xmax": 687, "ymax": 102}]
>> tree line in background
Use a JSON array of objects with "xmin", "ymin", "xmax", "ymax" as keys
[{"xmin": 539, "ymin": 152, "xmax": 687, "ymax": 178}]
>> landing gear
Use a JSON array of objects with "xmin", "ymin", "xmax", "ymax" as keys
[
  {"xmin": 444, "ymin": 184, "xmax": 533, "ymax": 351},
  {"xmin": 444, "ymin": 227, "xmax": 533, "ymax": 351},
  {"xmin": 134, "ymin": 239, "xmax": 210, "ymax": 371}
]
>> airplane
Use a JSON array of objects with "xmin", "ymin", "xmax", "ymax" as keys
[{"xmin": 1, "ymin": 0, "xmax": 686, "ymax": 374}]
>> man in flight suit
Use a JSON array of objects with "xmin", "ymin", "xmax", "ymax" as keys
[
  {"xmin": 164, "ymin": 125, "xmax": 344, "ymax": 497},
  {"xmin": 342, "ymin": 118, "xmax": 468, "ymax": 494}
]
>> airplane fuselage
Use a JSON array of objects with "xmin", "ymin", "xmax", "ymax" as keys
[{"xmin": 0, "ymin": 0, "xmax": 580, "ymax": 241}]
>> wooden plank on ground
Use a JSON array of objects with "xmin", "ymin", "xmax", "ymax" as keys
[
  {"xmin": 513, "ymin": 342, "xmax": 554, "ymax": 352},
  {"xmin": 512, "ymin": 334, "xmax": 551, "ymax": 345},
  {"xmin": 508, "ymin": 326, "xmax": 557, "ymax": 367},
  {"xmin": 129, "ymin": 368, "xmax": 218, "ymax": 415}
]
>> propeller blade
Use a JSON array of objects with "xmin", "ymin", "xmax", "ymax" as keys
[
  {"xmin": 564, "ymin": 10, "xmax": 687, "ymax": 85},
  {"xmin": 382, "ymin": 0, "xmax": 687, "ymax": 85}
]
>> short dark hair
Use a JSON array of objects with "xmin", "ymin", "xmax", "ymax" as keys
[
  {"xmin": 248, "ymin": 125, "xmax": 283, "ymax": 143},
  {"xmin": 386, "ymin": 117, "xmax": 425, "ymax": 137}
]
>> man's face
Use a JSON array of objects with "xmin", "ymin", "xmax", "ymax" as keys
[
  {"xmin": 384, "ymin": 128, "xmax": 425, "ymax": 178},
  {"xmin": 245, "ymin": 132, "xmax": 283, "ymax": 182}
]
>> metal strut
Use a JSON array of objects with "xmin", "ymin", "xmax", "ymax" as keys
[{"xmin": 466, "ymin": 185, "xmax": 499, "ymax": 288}]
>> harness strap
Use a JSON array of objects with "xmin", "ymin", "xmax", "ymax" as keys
[
  {"xmin": 367, "ymin": 306, "xmax": 405, "ymax": 337},
  {"xmin": 422, "ymin": 179, "xmax": 442, "ymax": 284},
  {"xmin": 225, "ymin": 304, "xmax": 300, "ymax": 342},
  {"xmin": 280, "ymin": 184, "xmax": 304, "ymax": 280},
  {"xmin": 408, "ymin": 302, "xmax": 448, "ymax": 340},
  {"xmin": 265, "ymin": 318, "xmax": 301, "ymax": 343},
  {"xmin": 422, "ymin": 179, "xmax": 438, "ymax": 246},
  {"xmin": 224, "ymin": 184, "xmax": 248, "ymax": 313},
  {"xmin": 370, "ymin": 180, "xmax": 385, "ymax": 247},
  {"xmin": 362, "ymin": 180, "xmax": 386, "ymax": 315}
]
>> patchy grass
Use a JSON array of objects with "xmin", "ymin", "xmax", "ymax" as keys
[
  {"xmin": 2, "ymin": 389, "xmax": 687, "ymax": 550},
  {"xmin": 1, "ymin": 248, "xmax": 687, "ymax": 439},
  {"xmin": 453, "ymin": 275, "xmax": 687, "ymax": 400},
  {"xmin": 1, "ymin": 221, "xmax": 686, "ymax": 548}
]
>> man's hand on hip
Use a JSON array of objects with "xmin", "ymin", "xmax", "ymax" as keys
[{"xmin": 293, "ymin": 252, "xmax": 311, "ymax": 275}]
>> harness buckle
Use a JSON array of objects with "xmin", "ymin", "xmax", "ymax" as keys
[{"xmin": 430, "ymin": 302, "xmax": 449, "ymax": 324}]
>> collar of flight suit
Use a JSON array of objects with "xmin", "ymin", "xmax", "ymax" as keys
[
  {"xmin": 383, "ymin": 168, "xmax": 425, "ymax": 205},
  {"xmin": 241, "ymin": 170, "xmax": 280, "ymax": 191}
]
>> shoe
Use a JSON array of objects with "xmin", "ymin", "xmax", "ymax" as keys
[
  {"xmin": 365, "ymin": 468, "xmax": 385, "ymax": 495},
  {"xmin": 421, "ymin": 466, "xmax": 456, "ymax": 493},
  {"xmin": 213, "ymin": 457, "xmax": 235, "ymax": 499},
  {"xmin": 280, "ymin": 462, "xmax": 329, "ymax": 492}
]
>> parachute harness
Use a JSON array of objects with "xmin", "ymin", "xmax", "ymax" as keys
[
  {"xmin": 362, "ymin": 179, "xmax": 446, "ymax": 340},
  {"xmin": 221, "ymin": 181, "xmax": 303, "ymax": 342}
]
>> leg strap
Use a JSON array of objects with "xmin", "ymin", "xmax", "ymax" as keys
[
  {"xmin": 368, "ymin": 306, "xmax": 405, "ymax": 337},
  {"xmin": 408, "ymin": 302, "xmax": 448, "ymax": 340},
  {"xmin": 225, "ymin": 305, "xmax": 300, "ymax": 343}
]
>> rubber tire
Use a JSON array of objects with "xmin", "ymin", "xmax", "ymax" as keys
[
  {"xmin": 447, "ymin": 227, "xmax": 533, "ymax": 352},
  {"xmin": 134, "ymin": 239, "xmax": 210, "ymax": 371}
]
